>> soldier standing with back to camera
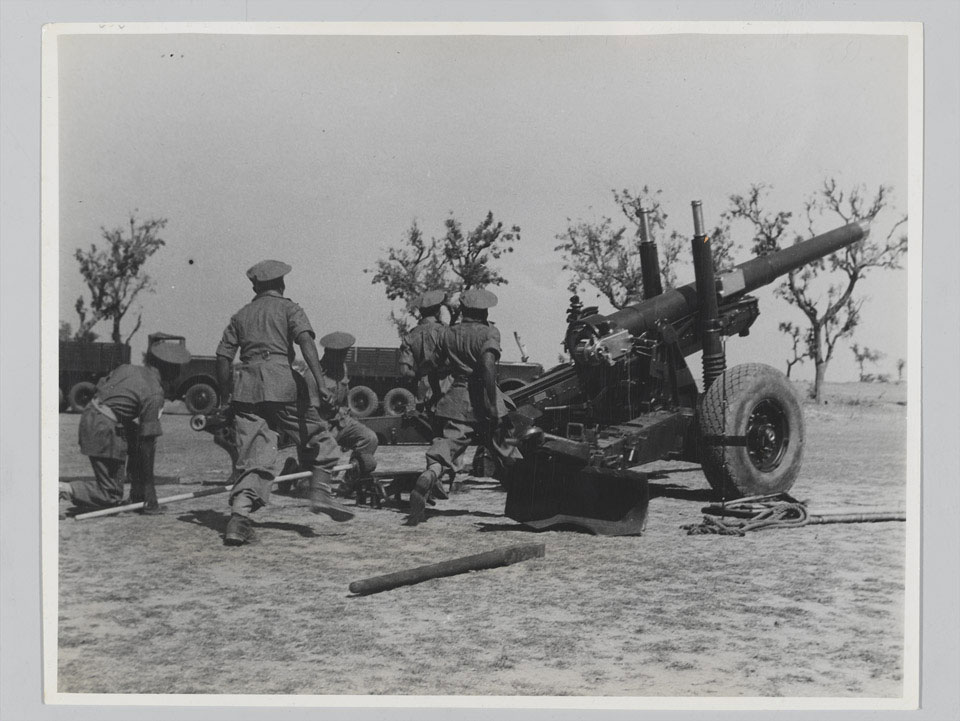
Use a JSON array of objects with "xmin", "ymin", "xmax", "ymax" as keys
[
  {"xmin": 406, "ymin": 288, "xmax": 522, "ymax": 526},
  {"xmin": 398, "ymin": 290, "xmax": 452, "ymax": 414},
  {"xmin": 215, "ymin": 260, "xmax": 354, "ymax": 546},
  {"xmin": 59, "ymin": 340, "xmax": 192, "ymax": 514}
]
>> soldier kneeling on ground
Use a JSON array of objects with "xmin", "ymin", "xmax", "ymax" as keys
[
  {"xmin": 304, "ymin": 332, "xmax": 380, "ymax": 504},
  {"xmin": 59, "ymin": 340, "xmax": 192, "ymax": 515}
]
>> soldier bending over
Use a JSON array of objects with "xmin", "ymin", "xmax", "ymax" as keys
[{"xmin": 60, "ymin": 341, "xmax": 191, "ymax": 514}]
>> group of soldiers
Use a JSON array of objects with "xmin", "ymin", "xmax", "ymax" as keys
[{"xmin": 60, "ymin": 259, "xmax": 521, "ymax": 545}]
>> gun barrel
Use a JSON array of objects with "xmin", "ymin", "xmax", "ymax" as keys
[
  {"xmin": 566, "ymin": 221, "xmax": 868, "ymax": 364},
  {"xmin": 718, "ymin": 220, "xmax": 869, "ymax": 299}
]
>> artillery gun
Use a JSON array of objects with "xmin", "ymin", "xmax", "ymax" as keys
[{"xmin": 504, "ymin": 201, "xmax": 868, "ymax": 535}]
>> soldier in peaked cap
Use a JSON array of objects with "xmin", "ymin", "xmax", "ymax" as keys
[
  {"xmin": 293, "ymin": 331, "xmax": 380, "ymax": 500},
  {"xmin": 398, "ymin": 290, "xmax": 453, "ymax": 413},
  {"xmin": 405, "ymin": 288, "xmax": 522, "ymax": 526},
  {"xmin": 60, "ymin": 339, "xmax": 192, "ymax": 515},
  {"xmin": 215, "ymin": 260, "xmax": 354, "ymax": 546}
]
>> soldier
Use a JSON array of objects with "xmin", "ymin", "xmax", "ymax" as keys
[
  {"xmin": 215, "ymin": 260, "xmax": 354, "ymax": 547},
  {"xmin": 398, "ymin": 290, "xmax": 451, "ymax": 413},
  {"xmin": 406, "ymin": 288, "xmax": 522, "ymax": 526},
  {"xmin": 59, "ymin": 341, "xmax": 192, "ymax": 514},
  {"xmin": 305, "ymin": 332, "xmax": 380, "ymax": 499}
]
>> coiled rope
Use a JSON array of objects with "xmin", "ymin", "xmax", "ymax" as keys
[
  {"xmin": 682, "ymin": 492, "xmax": 906, "ymax": 536},
  {"xmin": 683, "ymin": 493, "xmax": 809, "ymax": 535}
]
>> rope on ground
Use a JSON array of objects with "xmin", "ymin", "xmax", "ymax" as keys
[
  {"xmin": 682, "ymin": 493, "xmax": 809, "ymax": 536},
  {"xmin": 681, "ymin": 493, "xmax": 906, "ymax": 535}
]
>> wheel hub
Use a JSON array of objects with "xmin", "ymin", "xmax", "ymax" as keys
[{"xmin": 746, "ymin": 398, "xmax": 788, "ymax": 472}]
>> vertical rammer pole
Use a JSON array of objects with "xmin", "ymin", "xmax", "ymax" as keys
[{"xmin": 690, "ymin": 200, "xmax": 726, "ymax": 390}]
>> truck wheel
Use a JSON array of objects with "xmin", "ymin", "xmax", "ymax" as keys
[
  {"xmin": 183, "ymin": 383, "xmax": 218, "ymax": 415},
  {"xmin": 698, "ymin": 363, "xmax": 804, "ymax": 499},
  {"xmin": 383, "ymin": 387, "xmax": 416, "ymax": 416},
  {"xmin": 348, "ymin": 386, "xmax": 379, "ymax": 418},
  {"xmin": 68, "ymin": 381, "xmax": 97, "ymax": 413}
]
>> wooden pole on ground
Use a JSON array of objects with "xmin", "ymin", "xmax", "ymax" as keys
[
  {"xmin": 807, "ymin": 511, "xmax": 906, "ymax": 524},
  {"xmin": 72, "ymin": 464, "xmax": 354, "ymax": 521},
  {"xmin": 348, "ymin": 543, "xmax": 546, "ymax": 596}
]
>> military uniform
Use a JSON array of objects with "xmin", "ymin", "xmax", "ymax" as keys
[
  {"xmin": 425, "ymin": 317, "xmax": 519, "ymax": 478},
  {"xmin": 407, "ymin": 289, "xmax": 521, "ymax": 525},
  {"xmin": 216, "ymin": 262, "xmax": 347, "ymax": 524},
  {"xmin": 303, "ymin": 332, "xmax": 379, "ymax": 483},
  {"xmin": 399, "ymin": 315, "xmax": 452, "ymax": 405},
  {"xmin": 65, "ymin": 341, "xmax": 191, "ymax": 511}
]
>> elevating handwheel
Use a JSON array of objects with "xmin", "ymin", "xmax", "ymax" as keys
[{"xmin": 697, "ymin": 363, "xmax": 804, "ymax": 499}]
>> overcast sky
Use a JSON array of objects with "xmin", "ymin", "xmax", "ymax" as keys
[{"xmin": 55, "ymin": 29, "xmax": 909, "ymax": 383}]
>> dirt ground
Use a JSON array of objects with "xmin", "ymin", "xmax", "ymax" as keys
[{"xmin": 55, "ymin": 381, "xmax": 909, "ymax": 698}]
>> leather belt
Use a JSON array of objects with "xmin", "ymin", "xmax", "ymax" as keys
[{"xmin": 240, "ymin": 350, "xmax": 290, "ymax": 363}]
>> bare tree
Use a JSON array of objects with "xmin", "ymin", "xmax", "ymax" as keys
[
  {"xmin": 368, "ymin": 212, "xmax": 520, "ymax": 336},
  {"xmin": 779, "ymin": 321, "xmax": 806, "ymax": 379},
  {"xmin": 727, "ymin": 181, "xmax": 907, "ymax": 403},
  {"xmin": 74, "ymin": 214, "xmax": 167, "ymax": 344},
  {"xmin": 851, "ymin": 343, "xmax": 885, "ymax": 382},
  {"xmin": 555, "ymin": 186, "xmax": 736, "ymax": 310}
]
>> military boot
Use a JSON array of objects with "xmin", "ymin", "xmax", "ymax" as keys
[
  {"xmin": 309, "ymin": 468, "xmax": 355, "ymax": 522},
  {"xmin": 405, "ymin": 469, "xmax": 437, "ymax": 526},
  {"xmin": 224, "ymin": 513, "xmax": 255, "ymax": 546}
]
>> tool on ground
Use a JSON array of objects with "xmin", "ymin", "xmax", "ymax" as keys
[
  {"xmin": 503, "ymin": 202, "xmax": 869, "ymax": 535},
  {"xmin": 682, "ymin": 492, "xmax": 906, "ymax": 535},
  {"xmin": 71, "ymin": 464, "xmax": 353, "ymax": 520},
  {"xmin": 348, "ymin": 543, "xmax": 546, "ymax": 596}
]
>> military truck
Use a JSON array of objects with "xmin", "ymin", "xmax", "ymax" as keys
[
  {"xmin": 169, "ymin": 341, "xmax": 544, "ymax": 418},
  {"xmin": 340, "ymin": 346, "xmax": 544, "ymax": 418},
  {"xmin": 59, "ymin": 340, "xmax": 131, "ymax": 412}
]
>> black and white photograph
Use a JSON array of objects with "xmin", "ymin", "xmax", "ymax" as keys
[{"xmin": 34, "ymin": 16, "xmax": 930, "ymax": 711}]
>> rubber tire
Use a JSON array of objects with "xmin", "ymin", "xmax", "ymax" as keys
[
  {"xmin": 183, "ymin": 382, "xmax": 219, "ymax": 415},
  {"xmin": 347, "ymin": 385, "xmax": 379, "ymax": 418},
  {"xmin": 383, "ymin": 387, "xmax": 416, "ymax": 416},
  {"xmin": 698, "ymin": 363, "xmax": 804, "ymax": 499},
  {"xmin": 68, "ymin": 381, "xmax": 97, "ymax": 413}
]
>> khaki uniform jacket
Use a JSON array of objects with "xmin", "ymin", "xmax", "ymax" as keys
[
  {"xmin": 434, "ymin": 319, "xmax": 510, "ymax": 422},
  {"xmin": 216, "ymin": 289, "xmax": 314, "ymax": 404},
  {"xmin": 78, "ymin": 364, "xmax": 165, "ymax": 459},
  {"xmin": 399, "ymin": 317, "xmax": 452, "ymax": 402}
]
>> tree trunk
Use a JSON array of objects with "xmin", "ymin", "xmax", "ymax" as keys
[
  {"xmin": 812, "ymin": 361, "xmax": 828, "ymax": 403},
  {"xmin": 112, "ymin": 317, "xmax": 122, "ymax": 344}
]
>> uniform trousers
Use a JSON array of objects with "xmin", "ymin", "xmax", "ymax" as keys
[
  {"xmin": 425, "ymin": 416, "xmax": 521, "ymax": 482},
  {"xmin": 229, "ymin": 401, "xmax": 339, "ymax": 516},
  {"xmin": 228, "ymin": 403, "xmax": 379, "ymax": 515},
  {"xmin": 71, "ymin": 411, "xmax": 147, "ymax": 508}
]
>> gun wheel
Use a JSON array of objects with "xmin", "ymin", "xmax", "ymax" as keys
[{"xmin": 697, "ymin": 363, "xmax": 804, "ymax": 499}]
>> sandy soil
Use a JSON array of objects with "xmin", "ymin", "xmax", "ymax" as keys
[{"xmin": 55, "ymin": 381, "xmax": 908, "ymax": 697}]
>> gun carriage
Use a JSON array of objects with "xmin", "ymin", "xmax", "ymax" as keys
[{"xmin": 504, "ymin": 201, "xmax": 869, "ymax": 535}]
